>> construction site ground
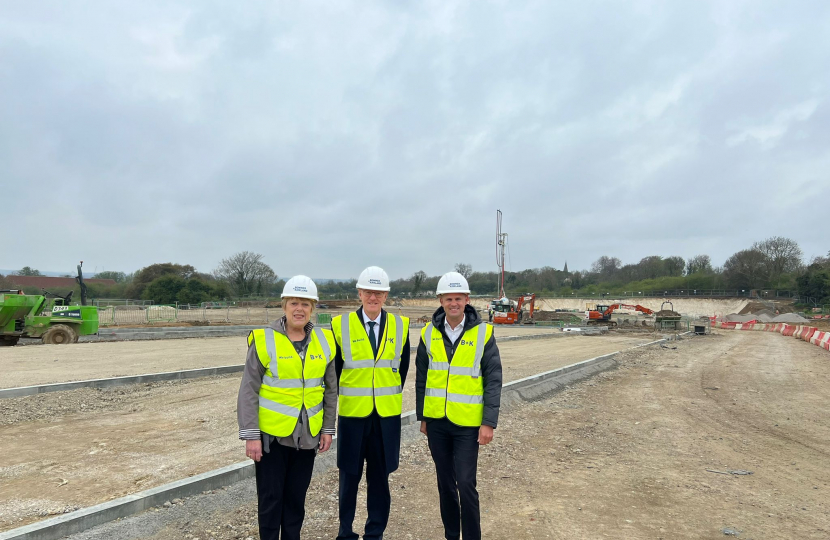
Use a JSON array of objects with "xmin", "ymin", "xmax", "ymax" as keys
[
  {"xmin": 0, "ymin": 325, "xmax": 561, "ymax": 389},
  {"xmin": 0, "ymin": 332, "xmax": 653, "ymax": 532},
  {"xmin": 51, "ymin": 329, "xmax": 828, "ymax": 540}
]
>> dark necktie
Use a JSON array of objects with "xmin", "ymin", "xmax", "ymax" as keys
[{"xmin": 367, "ymin": 321, "xmax": 378, "ymax": 358}]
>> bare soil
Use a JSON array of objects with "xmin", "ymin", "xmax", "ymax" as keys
[
  {"xmin": 133, "ymin": 331, "xmax": 828, "ymax": 540},
  {"xmin": 0, "ymin": 326, "xmax": 563, "ymax": 390},
  {"xmin": 0, "ymin": 334, "xmax": 647, "ymax": 531}
]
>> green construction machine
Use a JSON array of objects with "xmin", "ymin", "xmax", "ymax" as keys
[{"xmin": 0, "ymin": 262, "xmax": 99, "ymax": 346}]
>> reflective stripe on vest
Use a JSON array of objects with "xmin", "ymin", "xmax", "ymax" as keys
[
  {"xmin": 333, "ymin": 311, "xmax": 409, "ymax": 417},
  {"xmin": 252, "ymin": 326, "xmax": 334, "ymax": 437},
  {"xmin": 422, "ymin": 322, "xmax": 491, "ymax": 427}
]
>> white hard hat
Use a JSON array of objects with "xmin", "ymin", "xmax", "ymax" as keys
[
  {"xmin": 356, "ymin": 266, "xmax": 390, "ymax": 291},
  {"xmin": 282, "ymin": 275, "xmax": 319, "ymax": 301},
  {"xmin": 436, "ymin": 272, "xmax": 470, "ymax": 295}
]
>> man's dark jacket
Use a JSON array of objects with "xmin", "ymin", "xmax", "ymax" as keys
[
  {"xmin": 333, "ymin": 307, "xmax": 410, "ymax": 475},
  {"xmin": 415, "ymin": 304, "xmax": 502, "ymax": 428}
]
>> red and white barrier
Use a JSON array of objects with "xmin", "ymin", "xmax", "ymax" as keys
[{"xmin": 715, "ymin": 321, "xmax": 829, "ymax": 354}]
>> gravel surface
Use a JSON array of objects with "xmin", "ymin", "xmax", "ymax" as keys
[
  {"xmin": 0, "ymin": 334, "xmax": 649, "ymax": 532},
  {"xmin": 57, "ymin": 330, "xmax": 830, "ymax": 540},
  {"xmin": 0, "ymin": 326, "xmax": 560, "ymax": 389}
]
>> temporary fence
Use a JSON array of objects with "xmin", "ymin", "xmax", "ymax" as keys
[
  {"xmin": 713, "ymin": 320, "xmax": 830, "ymax": 353},
  {"xmin": 97, "ymin": 305, "xmax": 338, "ymax": 326}
]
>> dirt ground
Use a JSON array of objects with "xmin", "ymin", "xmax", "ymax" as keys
[
  {"xmin": 125, "ymin": 331, "xmax": 828, "ymax": 540},
  {"xmin": 0, "ymin": 325, "xmax": 562, "ymax": 389},
  {"xmin": 0, "ymin": 333, "xmax": 650, "ymax": 531}
]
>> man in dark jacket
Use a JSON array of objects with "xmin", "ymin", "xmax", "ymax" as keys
[
  {"xmin": 415, "ymin": 271, "xmax": 502, "ymax": 540},
  {"xmin": 333, "ymin": 266, "xmax": 411, "ymax": 540}
]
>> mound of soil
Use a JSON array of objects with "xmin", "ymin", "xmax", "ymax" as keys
[{"xmin": 655, "ymin": 310, "xmax": 681, "ymax": 318}]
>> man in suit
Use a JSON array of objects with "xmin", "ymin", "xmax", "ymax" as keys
[{"xmin": 332, "ymin": 266, "xmax": 410, "ymax": 540}]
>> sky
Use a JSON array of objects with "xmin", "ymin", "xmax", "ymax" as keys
[{"xmin": 2, "ymin": 0, "xmax": 829, "ymax": 280}]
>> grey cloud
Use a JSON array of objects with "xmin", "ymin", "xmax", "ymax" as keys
[{"xmin": 2, "ymin": 0, "xmax": 828, "ymax": 278}]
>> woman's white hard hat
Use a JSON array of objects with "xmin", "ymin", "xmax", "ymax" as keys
[
  {"xmin": 281, "ymin": 275, "xmax": 319, "ymax": 301},
  {"xmin": 356, "ymin": 266, "xmax": 390, "ymax": 291},
  {"xmin": 436, "ymin": 272, "xmax": 470, "ymax": 295}
]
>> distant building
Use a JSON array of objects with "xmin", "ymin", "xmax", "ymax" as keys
[{"xmin": 6, "ymin": 276, "xmax": 117, "ymax": 289}]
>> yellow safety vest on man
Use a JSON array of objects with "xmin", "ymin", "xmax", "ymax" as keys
[
  {"xmin": 248, "ymin": 327, "xmax": 335, "ymax": 437},
  {"xmin": 332, "ymin": 312, "xmax": 410, "ymax": 417},
  {"xmin": 421, "ymin": 322, "xmax": 492, "ymax": 427}
]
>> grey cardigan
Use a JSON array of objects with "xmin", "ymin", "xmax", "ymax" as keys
[{"xmin": 236, "ymin": 317, "xmax": 338, "ymax": 451}]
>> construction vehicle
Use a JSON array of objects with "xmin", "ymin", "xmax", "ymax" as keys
[
  {"xmin": 585, "ymin": 303, "xmax": 654, "ymax": 328},
  {"xmin": 490, "ymin": 293, "xmax": 536, "ymax": 325},
  {"xmin": 0, "ymin": 262, "xmax": 99, "ymax": 345}
]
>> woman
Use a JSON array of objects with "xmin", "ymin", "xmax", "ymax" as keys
[{"xmin": 237, "ymin": 275, "xmax": 338, "ymax": 540}]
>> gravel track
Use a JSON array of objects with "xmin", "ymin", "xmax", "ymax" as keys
[{"xmin": 54, "ymin": 330, "xmax": 830, "ymax": 540}]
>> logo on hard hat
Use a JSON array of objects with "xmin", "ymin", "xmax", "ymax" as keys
[
  {"xmin": 449, "ymin": 282, "xmax": 462, "ymax": 288},
  {"xmin": 369, "ymin": 279, "xmax": 382, "ymax": 285},
  {"xmin": 294, "ymin": 286, "xmax": 308, "ymax": 292}
]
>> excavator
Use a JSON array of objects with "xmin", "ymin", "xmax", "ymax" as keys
[
  {"xmin": 585, "ymin": 303, "xmax": 654, "ymax": 328},
  {"xmin": 491, "ymin": 293, "xmax": 536, "ymax": 325}
]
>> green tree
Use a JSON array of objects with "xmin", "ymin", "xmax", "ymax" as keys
[
  {"xmin": 17, "ymin": 266, "xmax": 42, "ymax": 276},
  {"xmin": 177, "ymin": 279, "xmax": 214, "ymax": 305},
  {"xmin": 797, "ymin": 258, "xmax": 830, "ymax": 302},
  {"xmin": 142, "ymin": 275, "xmax": 186, "ymax": 304},
  {"xmin": 94, "ymin": 271, "xmax": 127, "ymax": 283},
  {"xmin": 126, "ymin": 263, "xmax": 196, "ymax": 299},
  {"xmin": 723, "ymin": 249, "xmax": 769, "ymax": 289},
  {"xmin": 686, "ymin": 255, "xmax": 713, "ymax": 275}
]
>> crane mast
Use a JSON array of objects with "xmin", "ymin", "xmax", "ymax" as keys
[{"xmin": 496, "ymin": 209, "xmax": 507, "ymax": 299}]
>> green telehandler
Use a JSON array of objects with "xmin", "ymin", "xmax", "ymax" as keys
[{"xmin": 0, "ymin": 262, "xmax": 99, "ymax": 346}]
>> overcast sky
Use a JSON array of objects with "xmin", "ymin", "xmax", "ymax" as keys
[{"xmin": 2, "ymin": 1, "xmax": 828, "ymax": 280}]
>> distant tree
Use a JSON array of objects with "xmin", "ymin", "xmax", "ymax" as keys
[
  {"xmin": 454, "ymin": 263, "xmax": 473, "ymax": 279},
  {"xmin": 590, "ymin": 256, "xmax": 621, "ymax": 279},
  {"xmin": 664, "ymin": 256, "xmax": 685, "ymax": 277},
  {"xmin": 637, "ymin": 256, "xmax": 665, "ymax": 280},
  {"xmin": 411, "ymin": 270, "xmax": 428, "ymax": 295},
  {"xmin": 686, "ymin": 255, "xmax": 713, "ymax": 275},
  {"xmin": 125, "ymin": 263, "xmax": 197, "ymax": 299},
  {"xmin": 214, "ymin": 251, "xmax": 277, "ymax": 296},
  {"xmin": 17, "ymin": 266, "xmax": 43, "ymax": 276},
  {"xmin": 176, "ymin": 279, "xmax": 215, "ymax": 305},
  {"xmin": 142, "ymin": 275, "xmax": 186, "ymax": 304},
  {"xmin": 752, "ymin": 236, "xmax": 803, "ymax": 287},
  {"xmin": 796, "ymin": 262, "xmax": 830, "ymax": 302},
  {"xmin": 94, "ymin": 271, "xmax": 127, "ymax": 283},
  {"xmin": 723, "ymin": 249, "xmax": 769, "ymax": 289},
  {"xmin": 0, "ymin": 274, "xmax": 14, "ymax": 289}
]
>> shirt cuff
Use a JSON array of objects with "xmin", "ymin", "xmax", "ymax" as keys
[
  {"xmin": 321, "ymin": 428, "xmax": 336, "ymax": 435},
  {"xmin": 239, "ymin": 428, "xmax": 261, "ymax": 440}
]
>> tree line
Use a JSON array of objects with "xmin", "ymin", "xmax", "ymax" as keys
[{"xmin": 3, "ymin": 237, "xmax": 828, "ymax": 305}]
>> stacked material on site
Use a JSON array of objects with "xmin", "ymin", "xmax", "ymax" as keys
[
  {"xmin": 533, "ymin": 310, "xmax": 581, "ymax": 322},
  {"xmin": 771, "ymin": 312, "xmax": 809, "ymax": 323},
  {"xmin": 655, "ymin": 309, "xmax": 681, "ymax": 318},
  {"xmin": 723, "ymin": 313, "xmax": 760, "ymax": 323}
]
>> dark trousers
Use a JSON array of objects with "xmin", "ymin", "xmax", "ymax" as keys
[
  {"xmin": 254, "ymin": 442, "xmax": 316, "ymax": 540},
  {"xmin": 426, "ymin": 418, "xmax": 481, "ymax": 540},
  {"xmin": 337, "ymin": 413, "xmax": 391, "ymax": 540}
]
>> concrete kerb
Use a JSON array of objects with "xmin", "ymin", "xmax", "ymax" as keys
[
  {"xmin": 0, "ymin": 335, "xmax": 671, "ymax": 540},
  {"xmin": 0, "ymin": 366, "xmax": 245, "ymax": 400},
  {"xmin": 0, "ymin": 332, "xmax": 566, "ymax": 400}
]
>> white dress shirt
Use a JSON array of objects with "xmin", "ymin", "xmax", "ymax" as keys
[
  {"xmin": 362, "ymin": 310, "xmax": 381, "ymax": 344},
  {"xmin": 444, "ymin": 315, "xmax": 466, "ymax": 343}
]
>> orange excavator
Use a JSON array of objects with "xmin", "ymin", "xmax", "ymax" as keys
[
  {"xmin": 585, "ymin": 303, "xmax": 654, "ymax": 328},
  {"xmin": 491, "ymin": 294, "xmax": 536, "ymax": 325}
]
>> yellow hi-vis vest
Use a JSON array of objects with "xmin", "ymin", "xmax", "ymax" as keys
[
  {"xmin": 248, "ymin": 327, "xmax": 334, "ymax": 437},
  {"xmin": 422, "ymin": 322, "xmax": 492, "ymax": 427},
  {"xmin": 332, "ymin": 311, "xmax": 410, "ymax": 417}
]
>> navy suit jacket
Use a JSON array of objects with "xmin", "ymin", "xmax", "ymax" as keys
[{"xmin": 334, "ymin": 307, "xmax": 410, "ymax": 474}]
